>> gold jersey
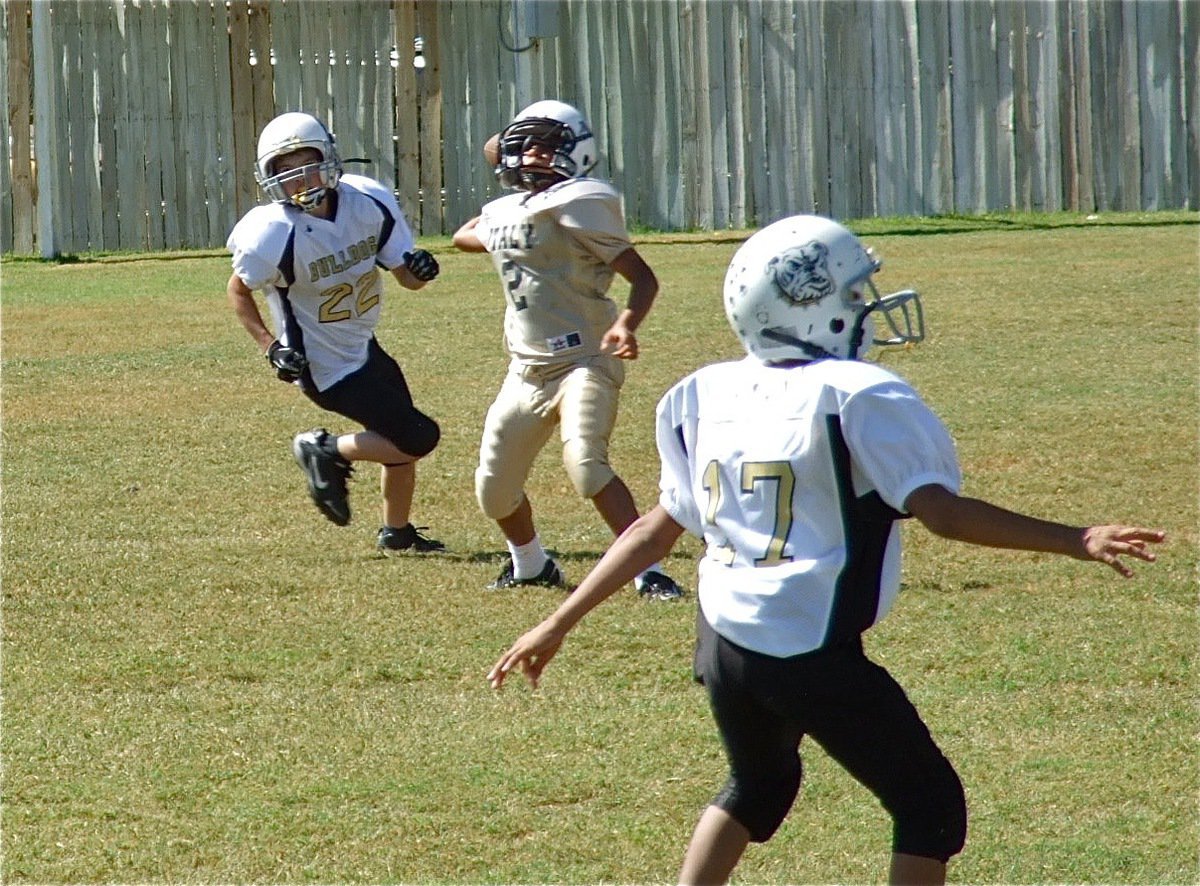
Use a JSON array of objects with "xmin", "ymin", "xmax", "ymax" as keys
[{"xmin": 475, "ymin": 178, "xmax": 632, "ymax": 366}]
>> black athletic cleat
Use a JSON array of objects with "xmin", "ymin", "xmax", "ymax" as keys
[
  {"xmin": 489, "ymin": 556, "xmax": 565, "ymax": 589},
  {"xmin": 292, "ymin": 428, "xmax": 353, "ymax": 526},
  {"xmin": 377, "ymin": 524, "xmax": 446, "ymax": 554},
  {"xmin": 636, "ymin": 570, "xmax": 686, "ymax": 600}
]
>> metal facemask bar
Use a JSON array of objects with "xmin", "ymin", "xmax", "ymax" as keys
[
  {"xmin": 261, "ymin": 158, "xmax": 341, "ymax": 211},
  {"xmin": 498, "ymin": 118, "xmax": 579, "ymax": 189},
  {"xmin": 866, "ymin": 280, "xmax": 925, "ymax": 347}
]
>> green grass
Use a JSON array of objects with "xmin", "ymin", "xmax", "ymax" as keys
[{"xmin": 2, "ymin": 211, "xmax": 1197, "ymax": 883}]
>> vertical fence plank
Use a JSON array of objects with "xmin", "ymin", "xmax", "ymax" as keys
[
  {"xmin": 248, "ymin": 1, "xmax": 273, "ymax": 129},
  {"xmin": 162, "ymin": 0, "xmax": 189, "ymax": 247},
  {"xmin": 1060, "ymin": 0, "xmax": 1080, "ymax": 210},
  {"xmin": 229, "ymin": 1, "xmax": 257, "ymax": 218},
  {"xmin": 1136, "ymin": 0, "xmax": 1182, "ymax": 210},
  {"xmin": 599, "ymin": 1, "xmax": 627, "ymax": 201},
  {"xmin": 209, "ymin": 0, "xmax": 237, "ymax": 240},
  {"xmin": 704, "ymin": 3, "xmax": 730, "ymax": 228},
  {"xmin": 1041, "ymin": 1, "xmax": 1064, "ymax": 210},
  {"xmin": 654, "ymin": 0, "xmax": 684, "ymax": 228},
  {"xmin": 1118, "ymin": 0, "xmax": 1143, "ymax": 209},
  {"xmin": 115, "ymin": 2, "xmax": 147, "ymax": 249},
  {"xmin": 1011, "ymin": 1, "xmax": 1036, "ymax": 210},
  {"xmin": 677, "ymin": 0, "xmax": 697, "ymax": 226},
  {"xmin": 392, "ymin": 0, "xmax": 420, "ymax": 227},
  {"xmin": 0, "ymin": 0, "xmax": 11, "ymax": 254},
  {"xmin": 915, "ymin": 0, "xmax": 952, "ymax": 215},
  {"xmin": 181, "ymin": 0, "xmax": 211, "ymax": 245},
  {"xmin": 417, "ymin": 0, "xmax": 443, "ymax": 234},
  {"xmin": 438, "ymin": 0, "xmax": 473, "ymax": 227},
  {"xmin": 6, "ymin": 0, "xmax": 34, "ymax": 253},
  {"xmin": 896, "ymin": 0, "xmax": 922, "ymax": 215},
  {"xmin": 94, "ymin": 1, "xmax": 120, "ymax": 246},
  {"xmin": 31, "ymin": 0, "xmax": 63, "ymax": 255},
  {"xmin": 803, "ymin": 0, "xmax": 828, "ymax": 216},
  {"xmin": 872, "ymin": 0, "xmax": 903, "ymax": 215},
  {"xmin": 77, "ymin": 1, "xmax": 106, "ymax": 248},
  {"xmin": 60, "ymin": 0, "xmax": 90, "ymax": 249},
  {"xmin": 723, "ymin": 0, "xmax": 747, "ymax": 228},
  {"xmin": 328, "ymin": 1, "xmax": 354, "ymax": 151},
  {"xmin": 824, "ymin": 1, "xmax": 856, "ymax": 218},
  {"xmin": 268, "ymin": 2, "xmax": 299, "ymax": 112},
  {"xmin": 369, "ymin": 5, "xmax": 395, "ymax": 192},
  {"xmin": 741, "ymin": 0, "xmax": 765, "ymax": 225},
  {"xmin": 1069, "ymin": 0, "xmax": 1095, "ymax": 211},
  {"xmin": 851, "ymin": 1, "xmax": 877, "ymax": 218},
  {"xmin": 617, "ymin": 0, "xmax": 645, "ymax": 222},
  {"xmin": 1184, "ymin": 0, "xmax": 1199, "ymax": 209},
  {"xmin": 136, "ymin": 1, "xmax": 166, "ymax": 249}
]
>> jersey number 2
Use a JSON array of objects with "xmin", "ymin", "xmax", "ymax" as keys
[
  {"xmin": 500, "ymin": 260, "xmax": 528, "ymax": 311},
  {"xmin": 702, "ymin": 459, "xmax": 795, "ymax": 567}
]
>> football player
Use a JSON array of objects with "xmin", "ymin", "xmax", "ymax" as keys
[
  {"xmin": 227, "ymin": 111, "xmax": 444, "ymax": 553},
  {"xmin": 452, "ymin": 100, "xmax": 685, "ymax": 599},
  {"xmin": 488, "ymin": 215, "xmax": 1165, "ymax": 884}
]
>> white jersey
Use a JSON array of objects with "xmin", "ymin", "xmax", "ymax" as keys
[
  {"xmin": 474, "ymin": 178, "xmax": 631, "ymax": 366},
  {"xmin": 655, "ymin": 357, "xmax": 961, "ymax": 657},
  {"xmin": 226, "ymin": 174, "xmax": 416, "ymax": 391}
]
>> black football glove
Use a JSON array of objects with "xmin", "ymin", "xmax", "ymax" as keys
[
  {"xmin": 266, "ymin": 340, "xmax": 308, "ymax": 383},
  {"xmin": 403, "ymin": 248, "xmax": 440, "ymax": 282}
]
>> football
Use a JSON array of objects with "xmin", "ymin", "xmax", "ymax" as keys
[{"xmin": 483, "ymin": 133, "xmax": 500, "ymax": 166}]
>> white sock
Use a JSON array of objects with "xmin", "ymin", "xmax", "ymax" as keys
[
  {"xmin": 508, "ymin": 535, "xmax": 550, "ymax": 580},
  {"xmin": 635, "ymin": 563, "xmax": 664, "ymax": 589}
]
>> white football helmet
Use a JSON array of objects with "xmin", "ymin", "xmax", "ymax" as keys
[
  {"xmin": 723, "ymin": 215, "xmax": 924, "ymax": 363},
  {"xmin": 495, "ymin": 99, "xmax": 597, "ymax": 191},
  {"xmin": 254, "ymin": 112, "xmax": 342, "ymax": 212}
]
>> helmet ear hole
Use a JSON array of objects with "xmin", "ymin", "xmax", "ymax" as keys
[{"xmin": 829, "ymin": 318, "xmax": 845, "ymax": 334}]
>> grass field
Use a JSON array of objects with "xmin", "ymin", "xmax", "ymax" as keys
[{"xmin": 2, "ymin": 212, "xmax": 1197, "ymax": 883}]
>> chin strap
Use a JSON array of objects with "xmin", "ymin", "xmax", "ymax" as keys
[{"xmin": 761, "ymin": 327, "xmax": 834, "ymax": 360}]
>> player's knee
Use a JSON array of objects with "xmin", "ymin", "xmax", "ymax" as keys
[
  {"xmin": 889, "ymin": 764, "xmax": 967, "ymax": 862},
  {"xmin": 475, "ymin": 467, "xmax": 523, "ymax": 521},
  {"xmin": 562, "ymin": 437, "xmax": 614, "ymax": 499},
  {"xmin": 713, "ymin": 761, "xmax": 802, "ymax": 843},
  {"xmin": 404, "ymin": 414, "xmax": 440, "ymax": 459}
]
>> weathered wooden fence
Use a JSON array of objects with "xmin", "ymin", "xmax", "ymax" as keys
[{"xmin": 2, "ymin": 0, "xmax": 1197, "ymax": 256}]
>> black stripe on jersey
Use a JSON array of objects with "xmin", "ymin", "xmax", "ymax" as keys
[
  {"xmin": 822, "ymin": 414, "xmax": 904, "ymax": 647},
  {"xmin": 275, "ymin": 225, "xmax": 314, "ymax": 389},
  {"xmin": 277, "ymin": 225, "xmax": 297, "ymax": 287},
  {"xmin": 365, "ymin": 194, "xmax": 396, "ymax": 266}
]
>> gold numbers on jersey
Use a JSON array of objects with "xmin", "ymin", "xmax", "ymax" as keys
[
  {"xmin": 702, "ymin": 459, "xmax": 796, "ymax": 567},
  {"xmin": 702, "ymin": 460, "xmax": 724, "ymax": 524},
  {"xmin": 317, "ymin": 268, "xmax": 381, "ymax": 323}
]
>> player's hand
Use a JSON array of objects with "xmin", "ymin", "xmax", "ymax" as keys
[
  {"xmin": 488, "ymin": 622, "xmax": 567, "ymax": 690},
  {"xmin": 403, "ymin": 248, "xmax": 440, "ymax": 282},
  {"xmin": 600, "ymin": 323, "xmax": 639, "ymax": 359},
  {"xmin": 1080, "ymin": 525, "xmax": 1166, "ymax": 577},
  {"xmin": 266, "ymin": 340, "xmax": 307, "ymax": 382}
]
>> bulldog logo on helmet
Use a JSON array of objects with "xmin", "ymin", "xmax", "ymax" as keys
[{"xmin": 768, "ymin": 241, "xmax": 835, "ymax": 306}]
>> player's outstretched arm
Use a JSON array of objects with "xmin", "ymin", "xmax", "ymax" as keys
[
  {"xmin": 904, "ymin": 483, "xmax": 1165, "ymax": 578},
  {"xmin": 488, "ymin": 505, "xmax": 686, "ymax": 690},
  {"xmin": 601, "ymin": 248, "xmax": 659, "ymax": 359}
]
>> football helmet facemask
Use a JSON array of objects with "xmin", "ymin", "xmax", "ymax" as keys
[
  {"xmin": 723, "ymin": 214, "xmax": 925, "ymax": 363},
  {"xmin": 254, "ymin": 112, "xmax": 343, "ymax": 212},
  {"xmin": 495, "ymin": 100, "xmax": 597, "ymax": 192}
]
